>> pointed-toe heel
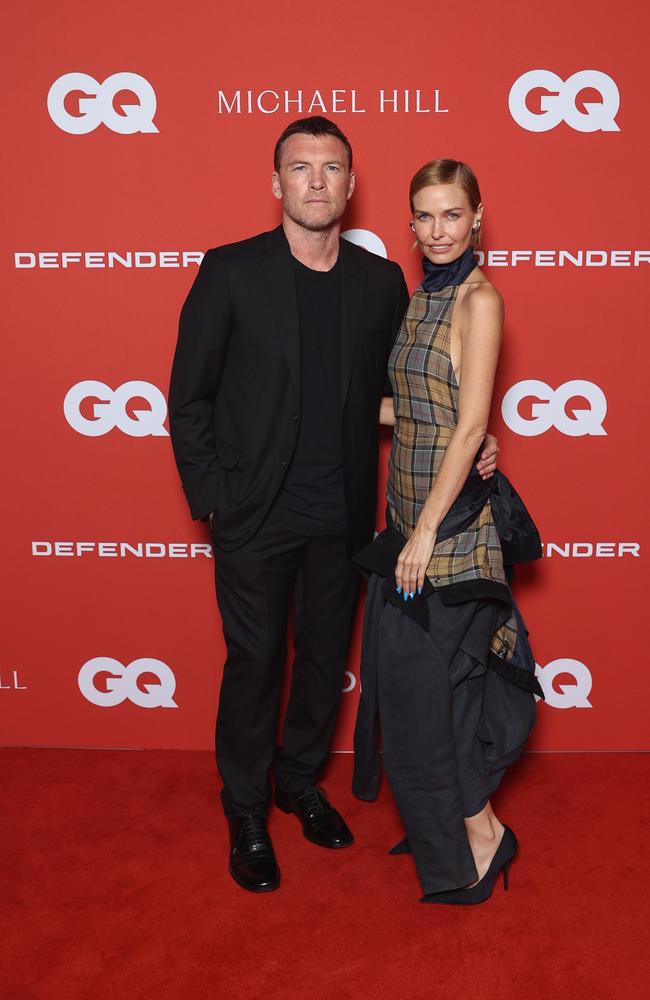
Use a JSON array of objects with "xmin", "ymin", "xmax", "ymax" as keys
[{"xmin": 420, "ymin": 826, "xmax": 517, "ymax": 905}]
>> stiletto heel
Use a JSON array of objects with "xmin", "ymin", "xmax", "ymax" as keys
[{"xmin": 420, "ymin": 826, "xmax": 518, "ymax": 906}]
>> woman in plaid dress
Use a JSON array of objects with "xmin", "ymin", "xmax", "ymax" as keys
[{"xmin": 352, "ymin": 160, "xmax": 540, "ymax": 904}]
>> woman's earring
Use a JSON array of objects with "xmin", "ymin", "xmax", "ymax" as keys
[{"xmin": 409, "ymin": 220, "xmax": 416, "ymax": 232}]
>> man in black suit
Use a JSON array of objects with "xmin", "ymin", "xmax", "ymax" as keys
[{"xmin": 169, "ymin": 117, "xmax": 497, "ymax": 893}]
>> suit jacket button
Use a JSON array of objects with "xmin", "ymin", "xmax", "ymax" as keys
[{"xmin": 292, "ymin": 414, "xmax": 298, "ymax": 421}]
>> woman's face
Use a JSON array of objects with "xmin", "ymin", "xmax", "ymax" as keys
[{"xmin": 411, "ymin": 183, "xmax": 482, "ymax": 265}]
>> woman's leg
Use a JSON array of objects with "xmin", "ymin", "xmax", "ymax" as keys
[{"xmin": 464, "ymin": 801, "xmax": 505, "ymax": 882}]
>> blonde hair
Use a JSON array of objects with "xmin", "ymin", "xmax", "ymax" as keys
[{"xmin": 409, "ymin": 159, "xmax": 483, "ymax": 247}]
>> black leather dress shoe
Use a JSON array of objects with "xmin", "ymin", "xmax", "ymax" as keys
[
  {"xmin": 275, "ymin": 785, "xmax": 353, "ymax": 849},
  {"xmin": 228, "ymin": 814, "xmax": 280, "ymax": 893}
]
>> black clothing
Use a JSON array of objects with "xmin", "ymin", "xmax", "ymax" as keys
[
  {"xmin": 421, "ymin": 244, "xmax": 477, "ymax": 292},
  {"xmin": 169, "ymin": 226, "xmax": 409, "ymax": 558},
  {"xmin": 169, "ymin": 225, "xmax": 408, "ymax": 817},
  {"xmin": 351, "ymin": 462, "xmax": 541, "ymax": 892},
  {"xmin": 351, "ymin": 474, "xmax": 543, "ymax": 804},
  {"xmin": 169, "ymin": 225, "xmax": 409, "ymax": 816},
  {"xmin": 213, "ymin": 517, "xmax": 359, "ymax": 817},
  {"xmin": 354, "ymin": 572, "xmax": 537, "ymax": 894},
  {"xmin": 269, "ymin": 256, "xmax": 346, "ymax": 535}
]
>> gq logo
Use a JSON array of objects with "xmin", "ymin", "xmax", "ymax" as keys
[
  {"xmin": 78, "ymin": 657, "xmax": 178, "ymax": 708},
  {"xmin": 501, "ymin": 380, "xmax": 607, "ymax": 437},
  {"xmin": 47, "ymin": 73, "xmax": 158, "ymax": 134},
  {"xmin": 535, "ymin": 659, "xmax": 593, "ymax": 709},
  {"xmin": 64, "ymin": 380, "xmax": 168, "ymax": 437},
  {"xmin": 508, "ymin": 70, "xmax": 620, "ymax": 132}
]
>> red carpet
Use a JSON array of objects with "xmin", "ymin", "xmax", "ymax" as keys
[{"xmin": 2, "ymin": 749, "xmax": 649, "ymax": 1000}]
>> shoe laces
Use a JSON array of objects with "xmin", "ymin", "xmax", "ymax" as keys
[
  {"xmin": 300, "ymin": 786, "xmax": 331, "ymax": 817},
  {"xmin": 240, "ymin": 815, "xmax": 272, "ymax": 853}
]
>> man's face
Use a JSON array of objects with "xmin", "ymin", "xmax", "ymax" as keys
[{"xmin": 272, "ymin": 133, "xmax": 355, "ymax": 231}]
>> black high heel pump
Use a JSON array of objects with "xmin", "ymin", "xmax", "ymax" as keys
[{"xmin": 420, "ymin": 826, "xmax": 518, "ymax": 905}]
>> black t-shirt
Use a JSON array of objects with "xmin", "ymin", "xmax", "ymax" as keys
[{"xmin": 269, "ymin": 255, "xmax": 346, "ymax": 535}]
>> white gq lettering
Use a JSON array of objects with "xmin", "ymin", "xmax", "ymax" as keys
[
  {"xmin": 501, "ymin": 380, "xmax": 607, "ymax": 437},
  {"xmin": 535, "ymin": 659, "xmax": 593, "ymax": 709},
  {"xmin": 78, "ymin": 657, "xmax": 178, "ymax": 708},
  {"xmin": 47, "ymin": 73, "xmax": 158, "ymax": 134},
  {"xmin": 509, "ymin": 70, "xmax": 620, "ymax": 133},
  {"xmin": 64, "ymin": 380, "xmax": 168, "ymax": 437},
  {"xmin": 341, "ymin": 229, "xmax": 387, "ymax": 258}
]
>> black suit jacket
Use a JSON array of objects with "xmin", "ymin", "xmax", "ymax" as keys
[{"xmin": 168, "ymin": 225, "xmax": 409, "ymax": 554}]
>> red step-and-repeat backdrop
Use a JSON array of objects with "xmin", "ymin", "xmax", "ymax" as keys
[{"xmin": 3, "ymin": 0, "xmax": 647, "ymax": 751}]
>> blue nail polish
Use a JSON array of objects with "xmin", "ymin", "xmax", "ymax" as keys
[
  {"xmin": 409, "ymin": 592, "xmax": 414, "ymax": 599},
  {"xmin": 418, "ymin": 586, "xmax": 423, "ymax": 595},
  {"xmin": 396, "ymin": 586, "xmax": 402, "ymax": 594},
  {"xmin": 403, "ymin": 591, "xmax": 408, "ymax": 602}
]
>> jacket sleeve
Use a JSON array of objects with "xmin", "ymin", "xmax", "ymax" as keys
[
  {"xmin": 168, "ymin": 249, "xmax": 232, "ymax": 520},
  {"xmin": 384, "ymin": 265, "xmax": 410, "ymax": 397}
]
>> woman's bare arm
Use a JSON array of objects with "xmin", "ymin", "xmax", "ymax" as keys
[{"xmin": 395, "ymin": 284, "xmax": 503, "ymax": 595}]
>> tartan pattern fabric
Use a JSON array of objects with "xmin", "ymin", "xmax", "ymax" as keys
[{"xmin": 386, "ymin": 285, "xmax": 517, "ymax": 660}]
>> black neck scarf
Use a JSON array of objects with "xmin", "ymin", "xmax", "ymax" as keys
[{"xmin": 421, "ymin": 245, "xmax": 477, "ymax": 293}]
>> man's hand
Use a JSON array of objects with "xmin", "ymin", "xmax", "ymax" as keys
[{"xmin": 476, "ymin": 433, "xmax": 498, "ymax": 480}]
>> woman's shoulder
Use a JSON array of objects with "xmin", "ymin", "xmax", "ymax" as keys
[{"xmin": 461, "ymin": 270, "xmax": 504, "ymax": 318}]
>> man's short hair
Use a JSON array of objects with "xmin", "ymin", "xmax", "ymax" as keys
[{"xmin": 273, "ymin": 116, "xmax": 353, "ymax": 171}]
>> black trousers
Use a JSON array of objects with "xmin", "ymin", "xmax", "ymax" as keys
[
  {"xmin": 358, "ymin": 574, "xmax": 534, "ymax": 895},
  {"xmin": 212, "ymin": 517, "xmax": 360, "ymax": 817}
]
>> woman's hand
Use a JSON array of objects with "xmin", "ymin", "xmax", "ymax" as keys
[{"xmin": 395, "ymin": 523, "xmax": 437, "ymax": 598}]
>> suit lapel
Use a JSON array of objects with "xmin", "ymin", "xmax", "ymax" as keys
[
  {"xmin": 262, "ymin": 227, "xmax": 301, "ymax": 401},
  {"xmin": 339, "ymin": 237, "xmax": 364, "ymax": 414}
]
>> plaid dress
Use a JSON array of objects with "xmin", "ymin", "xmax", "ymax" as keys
[{"xmin": 386, "ymin": 284, "xmax": 516, "ymax": 659}]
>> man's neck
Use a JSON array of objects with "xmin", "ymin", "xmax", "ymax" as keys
[{"xmin": 282, "ymin": 216, "xmax": 341, "ymax": 272}]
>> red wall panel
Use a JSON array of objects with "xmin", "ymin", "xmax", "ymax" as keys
[{"xmin": 2, "ymin": 0, "xmax": 647, "ymax": 750}]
